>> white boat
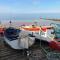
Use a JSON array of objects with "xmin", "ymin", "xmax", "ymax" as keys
[
  {"xmin": 4, "ymin": 27, "xmax": 35, "ymax": 49},
  {"xmin": 20, "ymin": 25, "xmax": 54, "ymax": 42}
]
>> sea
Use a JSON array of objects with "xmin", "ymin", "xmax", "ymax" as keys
[{"xmin": 0, "ymin": 13, "xmax": 60, "ymax": 26}]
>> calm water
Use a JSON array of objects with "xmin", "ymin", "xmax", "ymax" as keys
[{"xmin": 0, "ymin": 13, "xmax": 60, "ymax": 26}]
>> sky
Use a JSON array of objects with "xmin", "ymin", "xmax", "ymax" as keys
[{"xmin": 0, "ymin": 0, "xmax": 60, "ymax": 14}]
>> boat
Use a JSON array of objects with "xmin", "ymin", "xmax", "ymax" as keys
[
  {"xmin": 4, "ymin": 27, "xmax": 35, "ymax": 49},
  {"xmin": 1, "ymin": 20, "xmax": 60, "ymax": 51},
  {"xmin": 20, "ymin": 23, "xmax": 60, "ymax": 51},
  {"xmin": 0, "ymin": 25, "xmax": 5, "ymax": 36},
  {"xmin": 49, "ymin": 23, "xmax": 60, "ymax": 51}
]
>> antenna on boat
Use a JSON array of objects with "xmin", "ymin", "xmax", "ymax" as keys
[{"xmin": 9, "ymin": 20, "xmax": 12, "ymax": 27}]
